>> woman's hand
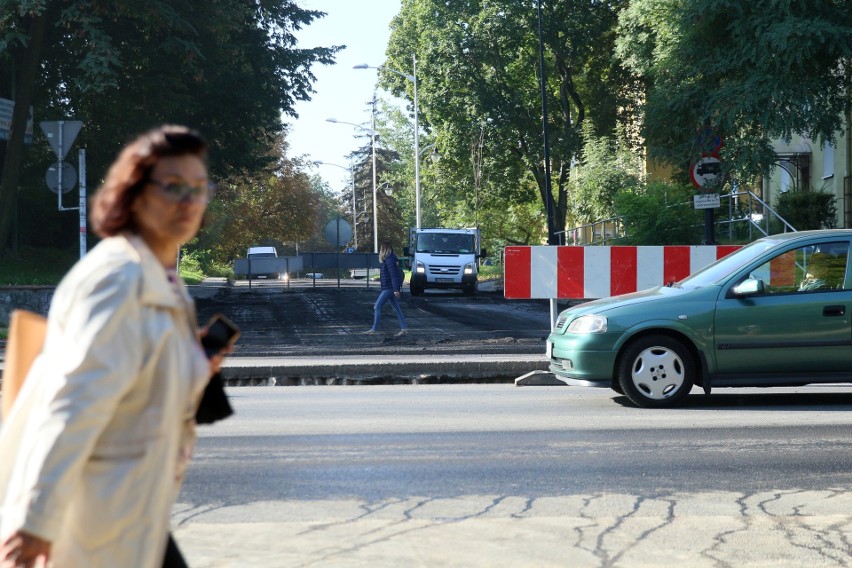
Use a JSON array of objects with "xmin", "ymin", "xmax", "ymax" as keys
[
  {"xmin": 0, "ymin": 531, "xmax": 51, "ymax": 568},
  {"xmin": 208, "ymin": 351, "xmax": 228, "ymax": 377},
  {"xmin": 394, "ymin": 291, "xmax": 401, "ymax": 298},
  {"xmin": 198, "ymin": 327, "xmax": 233, "ymax": 378}
]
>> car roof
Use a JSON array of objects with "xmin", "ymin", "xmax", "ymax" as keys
[
  {"xmin": 759, "ymin": 229, "xmax": 852, "ymax": 245},
  {"xmin": 416, "ymin": 228, "xmax": 478, "ymax": 233}
]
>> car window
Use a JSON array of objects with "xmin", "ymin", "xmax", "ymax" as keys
[
  {"xmin": 749, "ymin": 241, "xmax": 849, "ymax": 294},
  {"xmin": 678, "ymin": 239, "xmax": 779, "ymax": 287}
]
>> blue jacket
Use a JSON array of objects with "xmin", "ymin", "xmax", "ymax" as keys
[{"xmin": 380, "ymin": 253, "xmax": 403, "ymax": 292}]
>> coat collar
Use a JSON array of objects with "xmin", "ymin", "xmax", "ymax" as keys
[{"xmin": 122, "ymin": 234, "xmax": 187, "ymax": 310}]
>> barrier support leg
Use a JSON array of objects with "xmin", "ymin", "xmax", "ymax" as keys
[{"xmin": 549, "ymin": 299, "xmax": 558, "ymax": 332}]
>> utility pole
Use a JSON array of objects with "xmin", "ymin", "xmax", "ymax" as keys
[{"xmin": 537, "ymin": 0, "xmax": 556, "ymax": 245}]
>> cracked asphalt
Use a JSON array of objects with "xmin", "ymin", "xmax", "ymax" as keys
[{"xmin": 173, "ymin": 384, "xmax": 852, "ymax": 567}]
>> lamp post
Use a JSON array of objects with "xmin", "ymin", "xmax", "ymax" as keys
[
  {"xmin": 354, "ymin": 57, "xmax": 422, "ymax": 228},
  {"xmin": 325, "ymin": 118, "xmax": 379, "ymax": 253},
  {"xmin": 537, "ymin": 0, "xmax": 556, "ymax": 246},
  {"xmin": 312, "ymin": 160, "xmax": 357, "ymax": 249}
]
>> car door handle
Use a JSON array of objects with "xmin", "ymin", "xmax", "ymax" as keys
[{"xmin": 823, "ymin": 305, "xmax": 846, "ymax": 316}]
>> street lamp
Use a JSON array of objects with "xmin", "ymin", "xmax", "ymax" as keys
[
  {"xmin": 312, "ymin": 160, "xmax": 357, "ymax": 250},
  {"xmin": 325, "ymin": 118, "xmax": 379, "ymax": 253},
  {"xmin": 354, "ymin": 57, "xmax": 423, "ymax": 229},
  {"xmin": 420, "ymin": 144, "xmax": 440, "ymax": 162}
]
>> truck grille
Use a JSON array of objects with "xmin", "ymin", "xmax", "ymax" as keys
[{"xmin": 428, "ymin": 265, "xmax": 461, "ymax": 276}]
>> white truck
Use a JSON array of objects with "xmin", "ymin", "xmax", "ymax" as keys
[
  {"xmin": 245, "ymin": 246, "xmax": 281, "ymax": 279},
  {"xmin": 404, "ymin": 228, "xmax": 486, "ymax": 296}
]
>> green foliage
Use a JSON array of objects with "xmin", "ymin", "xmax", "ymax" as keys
[
  {"xmin": 614, "ymin": 181, "xmax": 703, "ymax": 245},
  {"xmin": 569, "ymin": 126, "xmax": 643, "ymax": 225},
  {"xmin": 616, "ymin": 0, "xmax": 852, "ymax": 178},
  {"xmin": 385, "ymin": 0, "xmax": 632, "ymax": 240},
  {"xmin": 775, "ymin": 189, "xmax": 838, "ymax": 231},
  {"xmin": 200, "ymin": 146, "xmax": 321, "ymax": 263},
  {"xmin": 177, "ymin": 251, "xmax": 205, "ymax": 285},
  {"xmin": 478, "ymin": 264, "xmax": 502, "ymax": 281},
  {"xmin": 0, "ymin": 0, "xmax": 342, "ymax": 253},
  {"xmin": 0, "ymin": 245, "xmax": 76, "ymax": 286}
]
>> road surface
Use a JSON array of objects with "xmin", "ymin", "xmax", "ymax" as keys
[{"xmin": 174, "ymin": 384, "xmax": 852, "ymax": 567}]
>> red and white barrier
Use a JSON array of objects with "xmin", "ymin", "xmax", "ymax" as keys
[{"xmin": 504, "ymin": 245, "xmax": 741, "ymax": 299}]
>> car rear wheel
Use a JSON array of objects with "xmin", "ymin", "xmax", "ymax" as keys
[{"xmin": 617, "ymin": 335, "xmax": 694, "ymax": 408}]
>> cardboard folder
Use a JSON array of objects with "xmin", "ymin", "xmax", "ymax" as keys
[{"xmin": 2, "ymin": 310, "xmax": 47, "ymax": 418}]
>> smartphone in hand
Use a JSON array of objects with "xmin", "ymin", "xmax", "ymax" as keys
[{"xmin": 201, "ymin": 314, "xmax": 240, "ymax": 359}]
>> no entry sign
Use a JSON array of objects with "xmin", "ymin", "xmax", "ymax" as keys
[{"xmin": 690, "ymin": 156, "xmax": 722, "ymax": 189}]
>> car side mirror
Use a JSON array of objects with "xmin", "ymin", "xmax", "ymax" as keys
[
  {"xmin": 403, "ymin": 246, "xmax": 410, "ymax": 256},
  {"xmin": 732, "ymin": 277, "xmax": 765, "ymax": 297},
  {"xmin": 480, "ymin": 248, "xmax": 487, "ymax": 258}
]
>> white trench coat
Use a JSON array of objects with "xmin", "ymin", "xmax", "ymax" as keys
[{"xmin": 0, "ymin": 235, "xmax": 210, "ymax": 567}]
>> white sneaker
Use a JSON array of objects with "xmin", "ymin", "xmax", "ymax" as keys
[
  {"xmin": 364, "ymin": 329, "xmax": 376, "ymax": 334},
  {"xmin": 395, "ymin": 329, "xmax": 408, "ymax": 337}
]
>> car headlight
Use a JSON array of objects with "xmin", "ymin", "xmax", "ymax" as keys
[
  {"xmin": 415, "ymin": 261, "xmax": 425, "ymax": 274},
  {"xmin": 463, "ymin": 262, "xmax": 473, "ymax": 275},
  {"xmin": 566, "ymin": 315, "xmax": 607, "ymax": 334}
]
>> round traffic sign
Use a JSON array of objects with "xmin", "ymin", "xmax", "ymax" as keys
[
  {"xmin": 323, "ymin": 217, "xmax": 353, "ymax": 248},
  {"xmin": 690, "ymin": 156, "xmax": 722, "ymax": 189},
  {"xmin": 45, "ymin": 161, "xmax": 77, "ymax": 194},
  {"xmin": 695, "ymin": 126, "xmax": 723, "ymax": 156}
]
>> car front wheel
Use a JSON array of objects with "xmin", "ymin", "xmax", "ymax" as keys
[{"xmin": 617, "ymin": 335, "xmax": 694, "ymax": 408}]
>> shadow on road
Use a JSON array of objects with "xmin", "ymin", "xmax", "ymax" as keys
[{"xmin": 613, "ymin": 390, "xmax": 852, "ymax": 410}]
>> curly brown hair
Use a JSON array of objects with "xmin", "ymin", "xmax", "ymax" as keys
[{"xmin": 90, "ymin": 125, "xmax": 207, "ymax": 238}]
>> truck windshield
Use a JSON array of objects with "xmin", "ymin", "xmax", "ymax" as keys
[{"xmin": 416, "ymin": 234, "xmax": 475, "ymax": 254}]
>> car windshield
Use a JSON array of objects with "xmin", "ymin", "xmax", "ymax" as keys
[
  {"xmin": 416, "ymin": 233, "xmax": 475, "ymax": 254},
  {"xmin": 675, "ymin": 239, "xmax": 781, "ymax": 288}
]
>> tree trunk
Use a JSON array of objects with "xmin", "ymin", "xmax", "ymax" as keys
[{"xmin": 0, "ymin": 11, "xmax": 47, "ymax": 253}]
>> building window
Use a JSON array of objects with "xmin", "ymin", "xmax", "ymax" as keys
[
  {"xmin": 781, "ymin": 164, "xmax": 792, "ymax": 193},
  {"xmin": 823, "ymin": 142, "xmax": 835, "ymax": 179}
]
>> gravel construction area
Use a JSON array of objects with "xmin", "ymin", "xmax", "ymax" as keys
[{"xmin": 192, "ymin": 284, "xmax": 552, "ymax": 358}]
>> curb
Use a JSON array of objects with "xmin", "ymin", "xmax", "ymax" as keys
[{"xmin": 221, "ymin": 356, "xmax": 550, "ymax": 385}]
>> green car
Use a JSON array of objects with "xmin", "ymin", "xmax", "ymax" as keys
[{"xmin": 547, "ymin": 230, "xmax": 852, "ymax": 408}]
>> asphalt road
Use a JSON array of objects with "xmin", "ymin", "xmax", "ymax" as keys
[{"xmin": 173, "ymin": 384, "xmax": 852, "ymax": 567}]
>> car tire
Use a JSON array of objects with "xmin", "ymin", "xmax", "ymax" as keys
[
  {"xmin": 617, "ymin": 335, "xmax": 694, "ymax": 408},
  {"xmin": 410, "ymin": 285, "xmax": 424, "ymax": 296}
]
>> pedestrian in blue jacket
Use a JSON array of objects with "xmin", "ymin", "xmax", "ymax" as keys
[{"xmin": 366, "ymin": 240, "xmax": 408, "ymax": 336}]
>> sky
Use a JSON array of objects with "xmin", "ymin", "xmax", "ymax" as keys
[{"xmin": 287, "ymin": 1, "xmax": 403, "ymax": 193}]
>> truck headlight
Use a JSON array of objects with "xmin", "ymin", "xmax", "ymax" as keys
[
  {"xmin": 463, "ymin": 262, "xmax": 473, "ymax": 275},
  {"xmin": 415, "ymin": 261, "xmax": 425, "ymax": 274},
  {"xmin": 566, "ymin": 315, "xmax": 607, "ymax": 334}
]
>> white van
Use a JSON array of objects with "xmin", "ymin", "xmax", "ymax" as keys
[
  {"xmin": 246, "ymin": 247, "xmax": 280, "ymax": 279},
  {"xmin": 405, "ymin": 228, "xmax": 485, "ymax": 296}
]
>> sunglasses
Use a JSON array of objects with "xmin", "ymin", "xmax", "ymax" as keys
[{"xmin": 148, "ymin": 179, "xmax": 215, "ymax": 203}]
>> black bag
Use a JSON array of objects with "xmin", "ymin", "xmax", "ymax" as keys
[
  {"xmin": 162, "ymin": 533, "xmax": 189, "ymax": 568},
  {"xmin": 195, "ymin": 372, "xmax": 233, "ymax": 424}
]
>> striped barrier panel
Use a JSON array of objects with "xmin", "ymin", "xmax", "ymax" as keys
[{"xmin": 504, "ymin": 245, "xmax": 741, "ymax": 300}]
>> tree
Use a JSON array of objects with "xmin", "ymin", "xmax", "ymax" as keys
[
  {"xmin": 350, "ymin": 143, "xmax": 405, "ymax": 252},
  {"xmin": 616, "ymin": 0, "xmax": 852, "ymax": 178},
  {"xmin": 568, "ymin": 124, "xmax": 643, "ymax": 225},
  {"xmin": 384, "ymin": 0, "xmax": 632, "ymax": 243},
  {"xmin": 200, "ymin": 138, "xmax": 321, "ymax": 262},
  {"xmin": 0, "ymin": 0, "xmax": 340, "ymax": 253}
]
